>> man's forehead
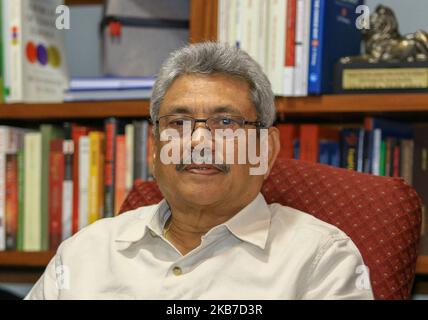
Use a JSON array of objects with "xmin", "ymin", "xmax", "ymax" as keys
[{"xmin": 161, "ymin": 104, "xmax": 245, "ymax": 116}]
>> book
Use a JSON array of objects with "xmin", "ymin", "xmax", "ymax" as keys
[
  {"xmin": 125, "ymin": 124, "xmax": 135, "ymax": 193},
  {"xmin": 293, "ymin": 0, "xmax": 311, "ymax": 96},
  {"xmin": 40, "ymin": 124, "xmax": 63, "ymax": 250},
  {"xmin": 277, "ymin": 124, "xmax": 298, "ymax": 159},
  {"xmin": 307, "ymin": 0, "xmax": 363, "ymax": 94},
  {"xmin": 49, "ymin": 139, "xmax": 64, "ymax": 250},
  {"xmin": 16, "ymin": 149, "xmax": 25, "ymax": 251},
  {"xmin": 78, "ymin": 136, "xmax": 89, "ymax": 231},
  {"xmin": 7, "ymin": 0, "xmax": 68, "ymax": 103},
  {"xmin": 71, "ymin": 124, "xmax": 91, "ymax": 234},
  {"xmin": 104, "ymin": 118, "xmax": 124, "ymax": 218},
  {"xmin": 63, "ymin": 88, "xmax": 153, "ymax": 102},
  {"xmin": 62, "ymin": 123, "xmax": 73, "ymax": 241},
  {"xmin": 340, "ymin": 128, "xmax": 364, "ymax": 172},
  {"xmin": 88, "ymin": 131, "xmax": 105, "ymax": 224},
  {"xmin": 5, "ymin": 154, "xmax": 18, "ymax": 250},
  {"xmin": 114, "ymin": 135, "xmax": 126, "ymax": 215},
  {"xmin": 413, "ymin": 126, "xmax": 428, "ymax": 235},
  {"xmin": 23, "ymin": 132, "xmax": 42, "ymax": 251},
  {"xmin": 283, "ymin": 0, "xmax": 297, "ymax": 96},
  {"xmin": 69, "ymin": 76, "xmax": 155, "ymax": 91},
  {"xmin": 266, "ymin": 0, "xmax": 287, "ymax": 95}
]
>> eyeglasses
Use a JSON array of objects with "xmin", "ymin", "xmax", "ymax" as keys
[{"xmin": 155, "ymin": 114, "xmax": 263, "ymax": 134}]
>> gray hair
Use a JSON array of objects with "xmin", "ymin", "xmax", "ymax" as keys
[{"xmin": 150, "ymin": 42, "xmax": 276, "ymax": 128}]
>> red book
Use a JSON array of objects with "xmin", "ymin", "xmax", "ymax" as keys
[
  {"xmin": 300, "ymin": 125, "xmax": 339, "ymax": 163},
  {"xmin": 49, "ymin": 139, "xmax": 65, "ymax": 250},
  {"xmin": 72, "ymin": 124, "xmax": 91, "ymax": 234},
  {"xmin": 114, "ymin": 135, "xmax": 126, "ymax": 215},
  {"xmin": 393, "ymin": 143, "xmax": 401, "ymax": 178},
  {"xmin": 5, "ymin": 154, "xmax": 18, "ymax": 250},
  {"xmin": 277, "ymin": 124, "xmax": 298, "ymax": 159},
  {"xmin": 285, "ymin": 0, "xmax": 297, "ymax": 67}
]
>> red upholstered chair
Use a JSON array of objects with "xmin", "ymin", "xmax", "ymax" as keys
[{"xmin": 119, "ymin": 158, "xmax": 422, "ymax": 300}]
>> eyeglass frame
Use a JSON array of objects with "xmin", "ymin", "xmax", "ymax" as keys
[{"xmin": 154, "ymin": 114, "xmax": 265, "ymax": 133}]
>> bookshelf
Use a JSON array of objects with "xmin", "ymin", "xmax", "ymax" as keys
[
  {"xmin": 3, "ymin": 93, "xmax": 428, "ymax": 119},
  {"xmin": 0, "ymin": 0, "xmax": 427, "ymax": 297}
]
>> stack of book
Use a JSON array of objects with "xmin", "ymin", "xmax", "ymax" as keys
[
  {"xmin": 0, "ymin": 119, "xmax": 154, "ymax": 252},
  {"xmin": 218, "ymin": 0, "xmax": 363, "ymax": 96},
  {"xmin": 64, "ymin": 77, "xmax": 156, "ymax": 102}
]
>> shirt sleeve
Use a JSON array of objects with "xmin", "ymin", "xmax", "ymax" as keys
[
  {"xmin": 24, "ymin": 254, "xmax": 61, "ymax": 300},
  {"xmin": 301, "ymin": 236, "xmax": 375, "ymax": 300}
]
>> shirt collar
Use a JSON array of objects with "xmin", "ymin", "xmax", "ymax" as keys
[
  {"xmin": 223, "ymin": 193, "xmax": 271, "ymax": 250},
  {"xmin": 115, "ymin": 193, "xmax": 271, "ymax": 251}
]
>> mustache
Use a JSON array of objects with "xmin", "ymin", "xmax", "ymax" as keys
[{"xmin": 175, "ymin": 151, "xmax": 231, "ymax": 173}]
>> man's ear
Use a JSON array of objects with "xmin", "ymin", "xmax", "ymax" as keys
[{"xmin": 264, "ymin": 126, "xmax": 280, "ymax": 179}]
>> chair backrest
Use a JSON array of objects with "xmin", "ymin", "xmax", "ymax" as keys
[{"xmin": 119, "ymin": 158, "xmax": 422, "ymax": 300}]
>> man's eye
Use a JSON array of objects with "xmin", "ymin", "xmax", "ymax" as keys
[{"xmin": 220, "ymin": 118, "xmax": 233, "ymax": 125}]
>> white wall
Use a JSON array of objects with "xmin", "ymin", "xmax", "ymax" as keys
[{"xmin": 366, "ymin": 0, "xmax": 428, "ymax": 34}]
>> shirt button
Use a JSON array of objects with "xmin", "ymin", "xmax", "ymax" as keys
[{"xmin": 172, "ymin": 266, "xmax": 183, "ymax": 276}]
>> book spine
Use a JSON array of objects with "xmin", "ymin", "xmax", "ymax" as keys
[
  {"xmin": 340, "ymin": 129, "xmax": 358, "ymax": 170},
  {"xmin": 23, "ymin": 133, "xmax": 42, "ymax": 251},
  {"xmin": 8, "ymin": 0, "xmax": 24, "ymax": 102},
  {"xmin": 114, "ymin": 135, "xmax": 126, "ymax": 215},
  {"xmin": 278, "ymin": 124, "xmax": 297, "ymax": 159},
  {"xmin": 88, "ymin": 132, "xmax": 105, "ymax": 224},
  {"xmin": 393, "ymin": 141, "xmax": 401, "ymax": 178},
  {"xmin": 41, "ymin": 125, "xmax": 63, "ymax": 251},
  {"xmin": 0, "ymin": 128, "xmax": 7, "ymax": 250},
  {"xmin": 379, "ymin": 140, "xmax": 386, "ymax": 176},
  {"xmin": 267, "ymin": 0, "xmax": 286, "ymax": 95},
  {"xmin": 283, "ymin": 0, "xmax": 296, "ymax": 96},
  {"xmin": 357, "ymin": 129, "xmax": 365, "ymax": 172},
  {"xmin": 293, "ymin": 0, "xmax": 310, "ymax": 96},
  {"xmin": 62, "ymin": 139, "xmax": 74, "ymax": 241},
  {"xmin": 104, "ymin": 118, "xmax": 117, "ymax": 218},
  {"xmin": 257, "ymin": 0, "xmax": 268, "ymax": 73},
  {"xmin": 5, "ymin": 154, "xmax": 18, "ymax": 250},
  {"xmin": 17, "ymin": 149, "xmax": 24, "ymax": 251},
  {"xmin": 400, "ymin": 139, "xmax": 414, "ymax": 185},
  {"xmin": 125, "ymin": 124, "xmax": 134, "ymax": 193},
  {"xmin": 49, "ymin": 140, "xmax": 64, "ymax": 251},
  {"xmin": 299, "ymin": 124, "xmax": 319, "ymax": 162},
  {"xmin": 307, "ymin": 0, "xmax": 325, "ymax": 95},
  {"xmin": 372, "ymin": 129, "xmax": 382, "ymax": 176},
  {"xmin": 78, "ymin": 136, "xmax": 89, "ymax": 231}
]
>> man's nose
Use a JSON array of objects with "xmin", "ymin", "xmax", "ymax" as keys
[{"xmin": 191, "ymin": 124, "xmax": 211, "ymax": 148}]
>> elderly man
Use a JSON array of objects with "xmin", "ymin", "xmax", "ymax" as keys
[{"xmin": 26, "ymin": 42, "xmax": 373, "ymax": 300}]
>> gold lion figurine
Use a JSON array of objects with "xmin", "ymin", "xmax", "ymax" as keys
[{"xmin": 341, "ymin": 5, "xmax": 428, "ymax": 64}]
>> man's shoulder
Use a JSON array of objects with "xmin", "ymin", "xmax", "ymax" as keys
[
  {"xmin": 57, "ymin": 204, "xmax": 159, "ymax": 254},
  {"xmin": 268, "ymin": 202, "xmax": 350, "ymax": 243}
]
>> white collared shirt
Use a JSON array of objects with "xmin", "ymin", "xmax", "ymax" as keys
[{"xmin": 25, "ymin": 193, "xmax": 374, "ymax": 300}]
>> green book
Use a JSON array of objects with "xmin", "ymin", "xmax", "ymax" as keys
[
  {"xmin": 17, "ymin": 149, "xmax": 25, "ymax": 251},
  {"xmin": 380, "ymin": 140, "xmax": 386, "ymax": 177},
  {"xmin": 40, "ymin": 124, "xmax": 64, "ymax": 251},
  {"xmin": 0, "ymin": 0, "xmax": 3, "ymax": 103}
]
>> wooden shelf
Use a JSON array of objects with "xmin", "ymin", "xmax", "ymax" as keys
[
  {"xmin": 0, "ymin": 100, "xmax": 150, "ymax": 120},
  {"xmin": 2, "ymin": 94, "xmax": 428, "ymax": 120},
  {"xmin": 275, "ymin": 93, "xmax": 428, "ymax": 114}
]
